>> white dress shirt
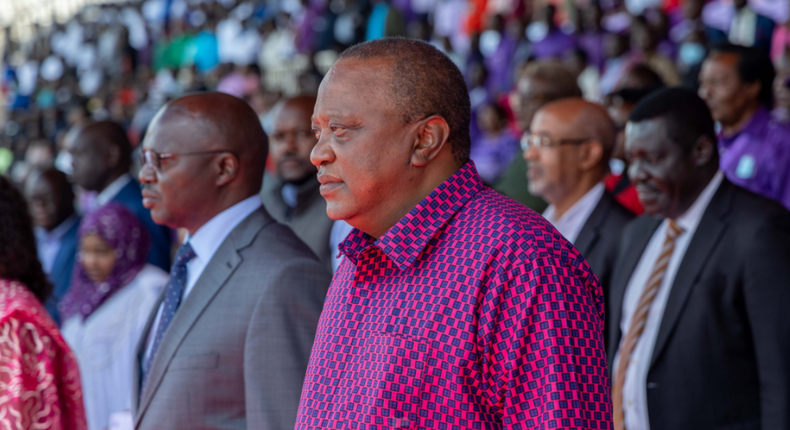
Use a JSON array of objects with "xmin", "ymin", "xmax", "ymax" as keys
[
  {"xmin": 62, "ymin": 264, "xmax": 169, "ymax": 430},
  {"xmin": 35, "ymin": 215, "xmax": 79, "ymax": 275},
  {"xmin": 330, "ymin": 220, "xmax": 354, "ymax": 273},
  {"xmin": 615, "ymin": 171, "xmax": 724, "ymax": 430},
  {"xmin": 542, "ymin": 183, "xmax": 605, "ymax": 244},
  {"xmin": 729, "ymin": 6, "xmax": 758, "ymax": 47},
  {"xmin": 95, "ymin": 173, "xmax": 133, "ymax": 208},
  {"xmin": 144, "ymin": 195, "xmax": 262, "ymax": 362}
]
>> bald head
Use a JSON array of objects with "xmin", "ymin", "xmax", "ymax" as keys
[
  {"xmin": 525, "ymin": 98, "xmax": 615, "ymax": 213},
  {"xmin": 539, "ymin": 98, "xmax": 616, "ymax": 164},
  {"xmin": 140, "ymin": 92, "xmax": 269, "ymax": 233},
  {"xmin": 157, "ymin": 92, "xmax": 268, "ymax": 179}
]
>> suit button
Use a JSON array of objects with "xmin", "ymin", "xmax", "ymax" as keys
[{"xmin": 647, "ymin": 382, "xmax": 659, "ymax": 389}]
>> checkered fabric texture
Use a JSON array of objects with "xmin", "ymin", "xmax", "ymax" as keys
[{"xmin": 296, "ymin": 162, "xmax": 612, "ymax": 430}]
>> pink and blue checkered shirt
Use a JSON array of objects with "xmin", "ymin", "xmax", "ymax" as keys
[{"xmin": 296, "ymin": 162, "xmax": 612, "ymax": 430}]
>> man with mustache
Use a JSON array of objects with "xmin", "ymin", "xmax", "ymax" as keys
[
  {"xmin": 261, "ymin": 95, "xmax": 336, "ymax": 272},
  {"xmin": 524, "ymin": 98, "xmax": 634, "ymax": 348},
  {"xmin": 296, "ymin": 38, "xmax": 612, "ymax": 430},
  {"xmin": 609, "ymin": 87, "xmax": 790, "ymax": 430},
  {"xmin": 134, "ymin": 92, "xmax": 330, "ymax": 430}
]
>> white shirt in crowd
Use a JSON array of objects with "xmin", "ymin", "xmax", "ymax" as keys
[
  {"xmin": 615, "ymin": 171, "xmax": 724, "ymax": 430},
  {"xmin": 35, "ymin": 215, "xmax": 79, "ymax": 275},
  {"xmin": 143, "ymin": 194, "xmax": 262, "ymax": 362},
  {"xmin": 542, "ymin": 182, "xmax": 605, "ymax": 244},
  {"xmin": 62, "ymin": 264, "xmax": 169, "ymax": 430}
]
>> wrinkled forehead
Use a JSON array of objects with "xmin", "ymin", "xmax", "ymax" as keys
[
  {"xmin": 313, "ymin": 59, "xmax": 394, "ymax": 120},
  {"xmin": 625, "ymin": 118, "xmax": 671, "ymax": 151}
]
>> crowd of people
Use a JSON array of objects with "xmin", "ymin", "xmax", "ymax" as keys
[{"xmin": 0, "ymin": 0, "xmax": 789, "ymax": 429}]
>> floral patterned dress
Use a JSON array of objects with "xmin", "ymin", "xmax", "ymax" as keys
[{"xmin": 0, "ymin": 279, "xmax": 87, "ymax": 430}]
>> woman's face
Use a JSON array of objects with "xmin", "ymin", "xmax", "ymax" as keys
[{"xmin": 79, "ymin": 234, "xmax": 116, "ymax": 283}]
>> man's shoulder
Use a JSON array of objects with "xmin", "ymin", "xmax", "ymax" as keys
[
  {"xmin": 238, "ymin": 209, "xmax": 327, "ymax": 267},
  {"xmin": 596, "ymin": 191, "xmax": 636, "ymax": 229},
  {"xmin": 460, "ymin": 187, "xmax": 585, "ymax": 261}
]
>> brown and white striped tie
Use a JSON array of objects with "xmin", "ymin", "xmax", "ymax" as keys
[{"xmin": 612, "ymin": 220, "xmax": 684, "ymax": 430}]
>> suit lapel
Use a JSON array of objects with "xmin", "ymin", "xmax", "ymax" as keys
[
  {"xmin": 607, "ymin": 216, "xmax": 662, "ymax": 357},
  {"xmin": 134, "ymin": 208, "xmax": 272, "ymax": 425},
  {"xmin": 649, "ymin": 181, "xmax": 733, "ymax": 367},
  {"xmin": 574, "ymin": 193, "xmax": 611, "ymax": 257}
]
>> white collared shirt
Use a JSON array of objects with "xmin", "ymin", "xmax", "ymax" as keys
[
  {"xmin": 35, "ymin": 215, "xmax": 80, "ymax": 274},
  {"xmin": 95, "ymin": 173, "xmax": 133, "ymax": 207},
  {"xmin": 542, "ymin": 183, "xmax": 606, "ymax": 244},
  {"xmin": 615, "ymin": 171, "xmax": 724, "ymax": 430},
  {"xmin": 143, "ymin": 195, "xmax": 262, "ymax": 362},
  {"xmin": 729, "ymin": 6, "xmax": 757, "ymax": 47}
]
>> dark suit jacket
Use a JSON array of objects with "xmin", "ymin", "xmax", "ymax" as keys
[
  {"xmin": 43, "ymin": 217, "xmax": 80, "ymax": 326},
  {"xmin": 261, "ymin": 174, "xmax": 334, "ymax": 272},
  {"xmin": 111, "ymin": 179, "xmax": 172, "ymax": 271},
  {"xmin": 608, "ymin": 179, "xmax": 790, "ymax": 430},
  {"xmin": 133, "ymin": 207, "xmax": 331, "ymax": 430},
  {"xmin": 574, "ymin": 190, "xmax": 634, "ymax": 348}
]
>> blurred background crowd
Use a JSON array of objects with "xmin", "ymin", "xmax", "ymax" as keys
[{"xmin": 2, "ymin": 0, "xmax": 790, "ymax": 427}]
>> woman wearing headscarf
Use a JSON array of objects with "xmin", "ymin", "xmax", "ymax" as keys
[
  {"xmin": 0, "ymin": 176, "xmax": 87, "ymax": 430},
  {"xmin": 59, "ymin": 202, "xmax": 168, "ymax": 430}
]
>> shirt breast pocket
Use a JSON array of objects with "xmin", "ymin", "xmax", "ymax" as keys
[{"xmin": 344, "ymin": 333, "xmax": 429, "ymax": 430}]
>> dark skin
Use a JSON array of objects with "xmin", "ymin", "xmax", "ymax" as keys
[
  {"xmin": 65, "ymin": 123, "xmax": 127, "ymax": 192},
  {"xmin": 517, "ymin": 76, "xmax": 572, "ymax": 132},
  {"xmin": 698, "ymin": 53, "xmax": 761, "ymax": 137},
  {"xmin": 25, "ymin": 170, "xmax": 75, "ymax": 232},
  {"xmin": 624, "ymin": 118, "xmax": 718, "ymax": 218},
  {"xmin": 311, "ymin": 58, "xmax": 459, "ymax": 238},
  {"xmin": 271, "ymin": 96, "xmax": 319, "ymax": 184},
  {"xmin": 139, "ymin": 92, "xmax": 267, "ymax": 235}
]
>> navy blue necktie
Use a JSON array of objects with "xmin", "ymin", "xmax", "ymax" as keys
[{"xmin": 141, "ymin": 243, "xmax": 196, "ymax": 395}]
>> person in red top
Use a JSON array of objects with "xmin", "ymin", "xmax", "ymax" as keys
[
  {"xmin": 0, "ymin": 176, "xmax": 87, "ymax": 430},
  {"xmin": 297, "ymin": 37, "xmax": 611, "ymax": 430}
]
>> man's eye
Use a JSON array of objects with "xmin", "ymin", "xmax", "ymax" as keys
[{"xmin": 312, "ymin": 129, "xmax": 321, "ymax": 139}]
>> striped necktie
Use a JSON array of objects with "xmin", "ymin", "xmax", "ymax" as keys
[{"xmin": 612, "ymin": 220, "xmax": 684, "ymax": 430}]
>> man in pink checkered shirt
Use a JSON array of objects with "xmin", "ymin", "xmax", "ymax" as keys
[{"xmin": 296, "ymin": 37, "xmax": 613, "ymax": 430}]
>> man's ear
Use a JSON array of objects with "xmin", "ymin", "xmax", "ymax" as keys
[
  {"xmin": 691, "ymin": 135, "xmax": 715, "ymax": 167},
  {"xmin": 579, "ymin": 140, "xmax": 605, "ymax": 172},
  {"xmin": 215, "ymin": 153, "xmax": 240, "ymax": 186},
  {"xmin": 412, "ymin": 116, "xmax": 451, "ymax": 167}
]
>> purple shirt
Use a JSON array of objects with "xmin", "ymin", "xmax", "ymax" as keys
[
  {"xmin": 532, "ymin": 29, "xmax": 577, "ymax": 60},
  {"xmin": 470, "ymin": 130, "xmax": 521, "ymax": 184},
  {"xmin": 718, "ymin": 107, "xmax": 790, "ymax": 210},
  {"xmin": 578, "ymin": 31, "xmax": 607, "ymax": 71}
]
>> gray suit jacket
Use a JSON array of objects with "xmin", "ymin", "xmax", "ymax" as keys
[
  {"xmin": 132, "ymin": 207, "xmax": 331, "ymax": 430},
  {"xmin": 261, "ymin": 174, "xmax": 335, "ymax": 272}
]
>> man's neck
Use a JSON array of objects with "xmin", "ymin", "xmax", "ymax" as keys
[
  {"xmin": 551, "ymin": 174, "xmax": 603, "ymax": 220},
  {"xmin": 722, "ymin": 103, "xmax": 760, "ymax": 137},
  {"xmin": 98, "ymin": 170, "xmax": 126, "ymax": 193}
]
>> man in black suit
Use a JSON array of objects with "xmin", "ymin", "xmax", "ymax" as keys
[
  {"xmin": 609, "ymin": 87, "xmax": 790, "ymax": 430},
  {"xmin": 524, "ymin": 98, "xmax": 634, "ymax": 339}
]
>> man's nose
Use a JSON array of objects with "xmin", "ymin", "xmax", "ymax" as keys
[
  {"xmin": 138, "ymin": 162, "xmax": 157, "ymax": 183},
  {"xmin": 628, "ymin": 160, "xmax": 648, "ymax": 183},
  {"xmin": 310, "ymin": 133, "xmax": 335, "ymax": 167}
]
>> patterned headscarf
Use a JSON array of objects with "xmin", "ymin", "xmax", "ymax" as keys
[{"xmin": 59, "ymin": 202, "xmax": 150, "ymax": 322}]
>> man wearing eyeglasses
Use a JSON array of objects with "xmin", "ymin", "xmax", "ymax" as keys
[
  {"xmin": 260, "ymin": 95, "xmax": 337, "ymax": 272},
  {"xmin": 524, "ymin": 98, "xmax": 634, "ymax": 348},
  {"xmin": 133, "ymin": 92, "xmax": 331, "ymax": 430}
]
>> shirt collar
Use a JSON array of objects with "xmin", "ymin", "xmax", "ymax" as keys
[
  {"xmin": 95, "ymin": 173, "xmax": 133, "ymax": 207},
  {"xmin": 339, "ymin": 161, "xmax": 485, "ymax": 271},
  {"xmin": 184, "ymin": 194, "xmax": 262, "ymax": 264},
  {"xmin": 35, "ymin": 214, "xmax": 79, "ymax": 243},
  {"xmin": 719, "ymin": 107, "xmax": 770, "ymax": 148},
  {"xmin": 674, "ymin": 170, "xmax": 724, "ymax": 233}
]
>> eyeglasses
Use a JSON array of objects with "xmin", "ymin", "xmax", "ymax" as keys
[
  {"xmin": 520, "ymin": 133, "xmax": 592, "ymax": 151},
  {"xmin": 138, "ymin": 149, "xmax": 234, "ymax": 170}
]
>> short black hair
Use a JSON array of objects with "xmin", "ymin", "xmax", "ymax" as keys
[
  {"xmin": 339, "ymin": 38, "xmax": 471, "ymax": 164},
  {"xmin": 710, "ymin": 43, "xmax": 775, "ymax": 108},
  {"xmin": 629, "ymin": 87, "xmax": 717, "ymax": 153}
]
